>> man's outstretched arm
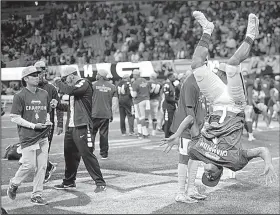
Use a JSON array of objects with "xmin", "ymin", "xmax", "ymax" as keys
[
  {"xmin": 160, "ymin": 115, "xmax": 194, "ymax": 153},
  {"xmin": 246, "ymin": 147, "xmax": 278, "ymax": 185}
]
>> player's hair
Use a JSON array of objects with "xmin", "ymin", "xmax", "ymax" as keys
[{"xmin": 21, "ymin": 78, "xmax": 27, "ymax": 87}]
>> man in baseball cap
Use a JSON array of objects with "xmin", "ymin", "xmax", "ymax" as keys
[
  {"xmin": 8, "ymin": 65, "xmax": 52, "ymax": 205},
  {"xmin": 96, "ymin": 69, "xmax": 109, "ymax": 80},
  {"xmin": 53, "ymin": 65, "xmax": 107, "ymax": 192}
]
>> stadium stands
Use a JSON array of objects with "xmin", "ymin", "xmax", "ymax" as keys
[{"xmin": 1, "ymin": 1, "xmax": 280, "ymax": 67}]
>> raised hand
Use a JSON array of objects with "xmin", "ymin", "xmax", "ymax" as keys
[
  {"xmin": 260, "ymin": 163, "xmax": 278, "ymax": 186},
  {"xmin": 159, "ymin": 135, "xmax": 179, "ymax": 153}
]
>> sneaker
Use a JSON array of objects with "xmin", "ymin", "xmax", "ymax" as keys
[
  {"xmin": 31, "ymin": 196, "xmax": 48, "ymax": 205},
  {"xmin": 193, "ymin": 11, "xmax": 214, "ymax": 34},
  {"xmin": 94, "ymin": 185, "xmax": 106, "ymax": 193},
  {"xmin": 44, "ymin": 164, "xmax": 57, "ymax": 183},
  {"xmin": 137, "ymin": 134, "xmax": 143, "ymax": 139},
  {"xmin": 142, "ymin": 135, "xmax": 149, "ymax": 139},
  {"xmin": 54, "ymin": 182, "xmax": 76, "ymax": 190},
  {"xmin": 7, "ymin": 184, "xmax": 18, "ymax": 200},
  {"xmin": 175, "ymin": 193, "xmax": 198, "ymax": 204},
  {"xmin": 157, "ymin": 128, "xmax": 163, "ymax": 132},
  {"xmin": 122, "ymin": 133, "xmax": 126, "ymax": 137},
  {"xmin": 187, "ymin": 190, "xmax": 207, "ymax": 200},
  {"xmin": 248, "ymin": 136, "xmax": 256, "ymax": 141},
  {"xmin": 246, "ymin": 13, "xmax": 259, "ymax": 40},
  {"xmin": 128, "ymin": 132, "xmax": 135, "ymax": 136},
  {"xmin": 101, "ymin": 156, "xmax": 108, "ymax": 160}
]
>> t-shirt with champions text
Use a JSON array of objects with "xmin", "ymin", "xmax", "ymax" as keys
[
  {"xmin": 92, "ymin": 79, "xmax": 117, "ymax": 119},
  {"xmin": 10, "ymin": 88, "xmax": 51, "ymax": 149}
]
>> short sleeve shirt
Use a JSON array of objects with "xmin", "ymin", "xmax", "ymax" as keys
[
  {"xmin": 11, "ymin": 88, "xmax": 50, "ymax": 148},
  {"xmin": 132, "ymin": 77, "xmax": 150, "ymax": 104},
  {"xmin": 149, "ymin": 80, "xmax": 162, "ymax": 100},
  {"xmin": 171, "ymin": 74, "xmax": 205, "ymax": 139}
]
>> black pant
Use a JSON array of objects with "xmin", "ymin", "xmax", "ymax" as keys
[
  {"xmin": 46, "ymin": 122, "xmax": 55, "ymax": 171},
  {"xmin": 91, "ymin": 118, "xmax": 110, "ymax": 157},
  {"xmin": 63, "ymin": 126, "xmax": 106, "ymax": 186},
  {"xmin": 119, "ymin": 103, "xmax": 134, "ymax": 134},
  {"xmin": 163, "ymin": 108, "xmax": 175, "ymax": 138}
]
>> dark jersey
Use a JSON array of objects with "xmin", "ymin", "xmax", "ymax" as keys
[
  {"xmin": 149, "ymin": 80, "xmax": 162, "ymax": 100},
  {"xmin": 170, "ymin": 74, "xmax": 205, "ymax": 139},
  {"xmin": 162, "ymin": 80, "xmax": 177, "ymax": 110},
  {"xmin": 11, "ymin": 88, "xmax": 51, "ymax": 149},
  {"xmin": 117, "ymin": 80, "xmax": 133, "ymax": 105},
  {"xmin": 38, "ymin": 81, "xmax": 63, "ymax": 128}
]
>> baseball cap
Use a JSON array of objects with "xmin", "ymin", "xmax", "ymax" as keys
[
  {"xmin": 122, "ymin": 74, "xmax": 130, "ymax": 79},
  {"xmin": 97, "ymin": 69, "xmax": 109, "ymax": 77},
  {"xmin": 132, "ymin": 69, "xmax": 140, "ymax": 76},
  {"xmin": 34, "ymin": 60, "xmax": 46, "ymax": 69},
  {"xmin": 61, "ymin": 66, "xmax": 77, "ymax": 78},
  {"xmin": 202, "ymin": 166, "xmax": 223, "ymax": 187},
  {"xmin": 21, "ymin": 66, "xmax": 40, "ymax": 78}
]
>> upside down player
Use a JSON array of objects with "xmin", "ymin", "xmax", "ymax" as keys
[{"xmin": 161, "ymin": 11, "xmax": 277, "ymax": 188}]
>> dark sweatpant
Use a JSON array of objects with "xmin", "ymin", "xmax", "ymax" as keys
[
  {"xmin": 63, "ymin": 126, "xmax": 106, "ymax": 186},
  {"xmin": 119, "ymin": 103, "xmax": 134, "ymax": 134},
  {"xmin": 163, "ymin": 108, "xmax": 175, "ymax": 138},
  {"xmin": 46, "ymin": 123, "xmax": 55, "ymax": 171},
  {"xmin": 91, "ymin": 118, "xmax": 110, "ymax": 158}
]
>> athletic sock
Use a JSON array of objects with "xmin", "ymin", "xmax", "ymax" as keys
[
  {"xmin": 244, "ymin": 36, "xmax": 254, "ymax": 46},
  {"xmin": 197, "ymin": 33, "xmax": 211, "ymax": 49},
  {"xmin": 178, "ymin": 163, "xmax": 188, "ymax": 193},
  {"xmin": 137, "ymin": 124, "xmax": 142, "ymax": 134},
  {"xmin": 186, "ymin": 160, "xmax": 199, "ymax": 193}
]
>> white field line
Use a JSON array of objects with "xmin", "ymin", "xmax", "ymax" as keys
[{"xmin": 1, "ymin": 129, "xmax": 126, "ymax": 140}]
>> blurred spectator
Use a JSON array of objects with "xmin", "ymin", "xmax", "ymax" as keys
[{"xmin": 1, "ymin": 1, "xmax": 280, "ymax": 67}]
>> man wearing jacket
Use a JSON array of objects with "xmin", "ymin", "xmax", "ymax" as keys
[
  {"xmin": 53, "ymin": 66, "xmax": 106, "ymax": 193},
  {"xmin": 117, "ymin": 74, "xmax": 134, "ymax": 136},
  {"xmin": 91, "ymin": 69, "xmax": 118, "ymax": 159},
  {"xmin": 34, "ymin": 60, "xmax": 64, "ymax": 183}
]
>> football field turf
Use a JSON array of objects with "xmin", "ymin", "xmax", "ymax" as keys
[{"xmin": 1, "ymin": 113, "xmax": 279, "ymax": 214}]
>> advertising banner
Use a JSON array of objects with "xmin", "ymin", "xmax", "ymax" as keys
[{"xmin": 1, "ymin": 56, "xmax": 279, "ymax": 82}]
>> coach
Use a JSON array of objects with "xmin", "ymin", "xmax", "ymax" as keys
[
  {"xmin": 91, "ymin": 69, "xmax": 118, "ymax": 159},
  {"xmin": 53, "ymin": 66, "xmax": 106, "ymax": 193}
]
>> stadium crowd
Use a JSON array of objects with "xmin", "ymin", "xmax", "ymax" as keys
[{"xmin": 1, "ymin": 1, "xmax": 280, "ymax": 67}]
